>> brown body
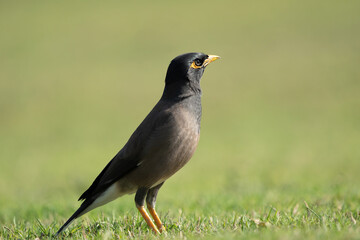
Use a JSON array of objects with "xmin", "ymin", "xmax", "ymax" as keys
[
  {"xmin": 126, "ymin": 103, "xmax": 200, "ymax": 188},
  {"xmin": 76, "ymin": 98, "xmax": 201, "ymax": 215}
]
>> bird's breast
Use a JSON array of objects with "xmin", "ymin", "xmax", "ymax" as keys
[
  {"xmin": 127, "ymin": 106, "xmax": 201, "ymax": 187},
  {"xmin": 154, "ymin": 106, "xmax": 200, "ymax": 175}
]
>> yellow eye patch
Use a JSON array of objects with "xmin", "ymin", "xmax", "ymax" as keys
[{"xmin": 190, "ymin": 61, "xmax": 203, "ymax": 69}]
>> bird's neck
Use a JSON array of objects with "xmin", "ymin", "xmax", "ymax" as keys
[
  {"xmin": 161, "ymin": 82, "xmax": 202, "ymax": 126},
  {"xmin": 161, "ymin": 81, "xmax": 201, "ymax": 100}
]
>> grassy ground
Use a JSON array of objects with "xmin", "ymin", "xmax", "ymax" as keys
[{"xmin": 1, "ymin": 1, "xmax": 360, "ymax": 239}]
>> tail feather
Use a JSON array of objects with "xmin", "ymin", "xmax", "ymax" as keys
[
  {"xmin": 56, "ymin": 181, "xmax": 125, "ymax": 236},
  {"xmin": 55, "ymin": 200, "xmax": 93, "ymax": 236}
]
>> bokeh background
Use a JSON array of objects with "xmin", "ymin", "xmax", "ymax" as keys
[{"xmin": 1, "ymin": 0, "xmax": 359, "ymax": 234}]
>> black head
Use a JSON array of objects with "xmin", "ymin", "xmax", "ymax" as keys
[{"xmin": 163, "ymin": 52, "xmax": 220, "ymax": 99}]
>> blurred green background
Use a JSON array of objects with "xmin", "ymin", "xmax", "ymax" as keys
[{"xmin": 1, "ymin": 0, "xmax": 360, "ymax": 235}]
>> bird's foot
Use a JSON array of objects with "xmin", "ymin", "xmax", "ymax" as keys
[
  {"xmin": 136, "ymin": 204, "xmax": 160, "ymax": 234},
  {"xmin": 147, "ymin": 204, "xmax": 166, "ymax": 233}
]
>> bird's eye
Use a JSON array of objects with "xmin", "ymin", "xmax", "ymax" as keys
[{"xmin": 194, "ymin": 59, "xmax": 202, "ymax": 66}]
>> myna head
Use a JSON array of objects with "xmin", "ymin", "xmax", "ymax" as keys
[{"xmin": 163, "ymin": 53, "xmax": 220, "ymax": 98}]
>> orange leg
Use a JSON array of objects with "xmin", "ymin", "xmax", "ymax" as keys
[
  {"xmin": 147, "ymin": 203, "xmax": 166, "ymax": 233},
  {"xmin": 136, "ymin": 205, "xmax": 160, "ymax": 234}
]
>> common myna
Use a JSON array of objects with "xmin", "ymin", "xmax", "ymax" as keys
[{"xmin": 56, "ymin": 52, "xmax": 220, "ymax": 235}]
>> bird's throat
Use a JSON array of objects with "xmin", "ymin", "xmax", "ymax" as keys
[{"xmin": 162, "ymin": 81, "xmax": 201, "ymax": 101}]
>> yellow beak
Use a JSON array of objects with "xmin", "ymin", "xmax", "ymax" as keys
[{"xmin": 203, "ymin": 55, "xmax": 221, "ymax": 67}]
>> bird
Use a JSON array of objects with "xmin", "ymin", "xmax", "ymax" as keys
[{"xmin": 56, "ymin": 52, "xmax": 220, "ymax": 235}]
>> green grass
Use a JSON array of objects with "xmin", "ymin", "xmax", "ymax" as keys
[{"xmin": 1, "ymin": 0, "xmax": 360, "ymax": 239}]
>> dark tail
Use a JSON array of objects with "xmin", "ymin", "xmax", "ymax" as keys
[{"xmin": 55, "ymin": 200, "xmax": 94, "ymax": 236}]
